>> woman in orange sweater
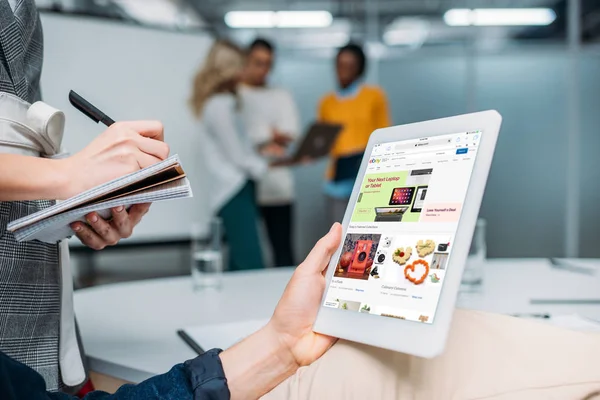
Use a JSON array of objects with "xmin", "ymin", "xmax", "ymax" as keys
[{"xmin": 318, "ymin": 43, "xmax": 392, "ymax": 224}]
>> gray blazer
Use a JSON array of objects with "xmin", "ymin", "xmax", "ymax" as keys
[{"xmin": 0, "ymin": 0, "xmax": 85, "ymax": 393}]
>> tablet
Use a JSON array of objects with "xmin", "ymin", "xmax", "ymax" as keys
[
  {"xmin": 388, "ymin": 187, "xmax": 415, "ymax": 206},
  {"xmin": 314, "ymin": 110, "xmax": 502, "ymax": 358}
]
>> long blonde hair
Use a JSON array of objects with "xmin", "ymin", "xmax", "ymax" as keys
[{"xmin": 189, "ymin": 40, "xmax": 246, "ymax": 118}]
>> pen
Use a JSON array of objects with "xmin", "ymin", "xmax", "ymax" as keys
[
  {"xmin": 177, "ymin": 330, "xmax": 205, "ymax": 355},
  {"xmin": 548, "ymin": 258, "xmax": 596, "ymax": 276},
  {"xmin": 511, "ymin": 313, "xmax": 551, "ymax": 319},
  {"xmin": 69, "ymin": 90, "xmax": 115, "ymax": 127},
  {"xmin": 531, "ymin": 299, "xmax": 600, "ymax": 305}
]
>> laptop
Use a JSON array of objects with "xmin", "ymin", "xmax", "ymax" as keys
[{"xmin": 287, "ymin": 122, "xmax": 342, "ymax": 162}]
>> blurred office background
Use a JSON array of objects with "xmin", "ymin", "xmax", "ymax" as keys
[{"xmin": 34, "ymin": 0, "xmax": 600, "ymax": 285}]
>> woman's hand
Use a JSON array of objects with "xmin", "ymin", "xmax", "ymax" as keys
[
  {"xmin": 268, "ymin": 223, "xmax": 342, "ymax": 366},
  {"xmin": 57, "ymin": 121, "xmax": 169, "ymax": 199},
  {"xmin": 60, "ymin": 120, "xmax": 167, "ymax": 249},
  {"xmin": 70, "ymin": 204, "xmax": 150, "ymax": 250}
]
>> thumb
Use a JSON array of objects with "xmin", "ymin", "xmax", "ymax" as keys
[
  {"xmin": 119, "ymin": 120, "xmax": 164, "ymax": 141},
  {"xmin": 300, "ymin": 223, "xmax": 342, "ymax": 274}
]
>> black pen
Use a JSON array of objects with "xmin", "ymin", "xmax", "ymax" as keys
[
  {"xmin": 177, "ymin": 330, "xmax": 205, "ymax": 355},
  {"xmin": 69, "ymin": 90, "xmax": 115, "ymax": 127},
  {"xmin": 511, "ymin": 313, "xmax": 551, "ymax": 319},
  {"xmin": 531, "ymin": 299, "xmax": 600, "ymax": 305}
]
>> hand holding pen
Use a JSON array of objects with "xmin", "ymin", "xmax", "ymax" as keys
[
  {"xmin": 59, "ymin": 91, "xmax": 170, "ymax": 199},
  {"xmin": 58, "ymin": 90, "xmax": 169, "ymax": 250}
]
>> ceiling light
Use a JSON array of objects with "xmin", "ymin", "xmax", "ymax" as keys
[
  {"xmin": 276, "ymin": 11, "xmax": 332, "ymax": 28},
  {"xmin": 224, "ymin": 11, "xmax": 276, "ymax": 28},
  {"xmin": 444, "ymin": 8, "xmax": 556, "ymax": 27},
  {"xmin": 444, "ymin": 9, "xmax": 472, "ymax": 26},
  {"xmin": 225, "ymin": 11, "xmax": 333, "ymax": 29},
  {"xmin": 114, "ymin": 0, "xmax": 204, "ymax": 28},
  {"xmin": 383, "ymin": 18, "xmax": 430, "ymax": 47}
]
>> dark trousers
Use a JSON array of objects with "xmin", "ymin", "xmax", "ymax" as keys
[
  {"xmin": 260, "ymin": 204, "xmax": 295, "ymax": 267},
  {"xmin": 219, "ymin": 181, "xmax": 265, "ymax": 271}
]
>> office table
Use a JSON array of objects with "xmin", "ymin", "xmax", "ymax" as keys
[{"xmin": 74, "ymin": 259, "xmax": 600, "ymax": 383}]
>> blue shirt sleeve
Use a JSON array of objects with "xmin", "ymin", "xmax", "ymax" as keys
[{"xmin": 1, "ymin": 349, "xmax": 230, "ymax": 400}]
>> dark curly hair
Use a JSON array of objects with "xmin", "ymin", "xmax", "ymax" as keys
[{"xmin": 337, "ymin": 42, "xmax": 367, "ymax": 78}]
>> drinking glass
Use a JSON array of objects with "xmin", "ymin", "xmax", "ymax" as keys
[
  {"xmin": 191, "ymin": 218, "xmax": 223, "ymax": 291},
  {"xmin": 460, "ymin": 218, "xmax": 486, "ymax": 292}
]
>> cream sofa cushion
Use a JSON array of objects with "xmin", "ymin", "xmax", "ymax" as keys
[{"xmin": 264, "ymin": 309, "xmax": 600, "ymax": 399}]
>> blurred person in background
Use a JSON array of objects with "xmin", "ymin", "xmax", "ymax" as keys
[
  {"xmin": 190, "ymin": 40, "xmax": 283, "ymax": 271},
  {"xmin": 240, "ymin": 38, "xmax": 301, "ymax": 267},
  {"xmin": 318, "ymin": 43, "xmax": 391, "ymax": 224}
]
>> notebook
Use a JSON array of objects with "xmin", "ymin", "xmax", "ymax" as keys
[{"xmin": 7, "ymin": 154, "xmax": 193, "ymax": 243}]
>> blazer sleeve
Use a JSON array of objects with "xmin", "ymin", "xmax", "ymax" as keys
[{"xmin": 43, "ymin": 350, "xmax": 230, "ymax": 400}]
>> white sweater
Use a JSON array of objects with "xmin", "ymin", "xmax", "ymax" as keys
[
  {"xmin": 239, "ymin": 85, "xmax": 301, "ymax": 205},
  {"xmin": 197, "ymin": 93, "xmax": 267, "ymax": 214}
]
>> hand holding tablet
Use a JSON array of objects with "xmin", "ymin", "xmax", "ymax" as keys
[{"xmin": 313, "ymin": 110, "xmax": 502, "ymax": 358}]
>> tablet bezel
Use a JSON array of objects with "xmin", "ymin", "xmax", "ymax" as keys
[{"xmin": 313, "ymin": 110, "xmax": 502, "ymax": 358}]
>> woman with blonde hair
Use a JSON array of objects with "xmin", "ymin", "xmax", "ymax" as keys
[{"xmin": 190, "ymin": 40, "xmax": 267, "ymax": 271}]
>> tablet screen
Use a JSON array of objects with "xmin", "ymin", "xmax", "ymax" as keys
[{"xmin": 324, "ymin": 130, "xmax": 481, "ymax": 324}]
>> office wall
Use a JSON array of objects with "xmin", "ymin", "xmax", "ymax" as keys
[
  {"xmin": 40, "ymin": 13, "xmax": 214, "ymax": 242},
  {"xmin": 579, "ymin": 53, "xmax": 600, "ymax": 258},
  {"xmin": 474, "ymin": 53, "xmax": 569, "ymax": 257}
]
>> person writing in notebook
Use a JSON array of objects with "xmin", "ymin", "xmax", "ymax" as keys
[
  {"xmin": 318, "ymin": 43, "xmax": 391, "ymax": 224},
  {"xmin": 0, "ymin": 0, "xmax": 167, "ymax": 394}
]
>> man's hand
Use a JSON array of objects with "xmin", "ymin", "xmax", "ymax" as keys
[
  {"xmin": 70, "ymin": 204, "xmax": 150, "ymax": 250},
  {"xmin": 272, "ymin": 129, "xmax": 293, "ymax": 147},
  {"xmin": 268, "ymin": 223, "xmax": 342, "ymax": 366},
  {"xmin": 57, "ymin": 121, "xmax": 168, "ymax": 199},
  {"xmin": 220, "ymin": 224, "xmax": 342, "ymax": 399},
  {"xmin": 259, "ymin": 142, "xmax": 287, "ymax": 158}
]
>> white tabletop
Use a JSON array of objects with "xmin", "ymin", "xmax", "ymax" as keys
[{"xmin": 74, "ymin": 259, "xmax": 600, "ymax": 383}]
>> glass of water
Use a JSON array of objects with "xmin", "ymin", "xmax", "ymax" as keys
[
  {"xmin": 191, "ymin": 218, "xmax": 223, "ymax": 291},
  {"xmin": 460, "ymin": 218, "xmax": 486, "ymax": 292}
]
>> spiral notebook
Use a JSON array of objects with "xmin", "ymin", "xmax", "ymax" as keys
[{"xmin": 7, "ymin": 155, "xmax": 193, "ymax": 243}]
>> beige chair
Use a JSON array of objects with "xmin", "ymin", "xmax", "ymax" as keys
[{"xmin": 264, "ymin": 309, "xmax": 600, "ymax": 399}]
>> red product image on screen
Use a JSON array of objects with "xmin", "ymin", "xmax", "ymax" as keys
[
  {"xmin": 389, "ymin": 187, "xmax": 416, "ymax": 206},
  {"xmin": 348, "ymin": 240, "xmax": 373, "ymax": 277}
]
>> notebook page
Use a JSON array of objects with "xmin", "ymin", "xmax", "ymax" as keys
[
  {"xmin": 7, "ymin": 155, "xmax": 182, "ymax": 231},
  {"xmin": 76, "ymin": 164, "xmax": 184, "ymax": 206},
  {"xmin": 14, "ymin": 177, "xmax": 192, "ymax": 243},
  {"xmin": 97, "ymin": 172, "xmax": 185, "ymax": 203}
]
